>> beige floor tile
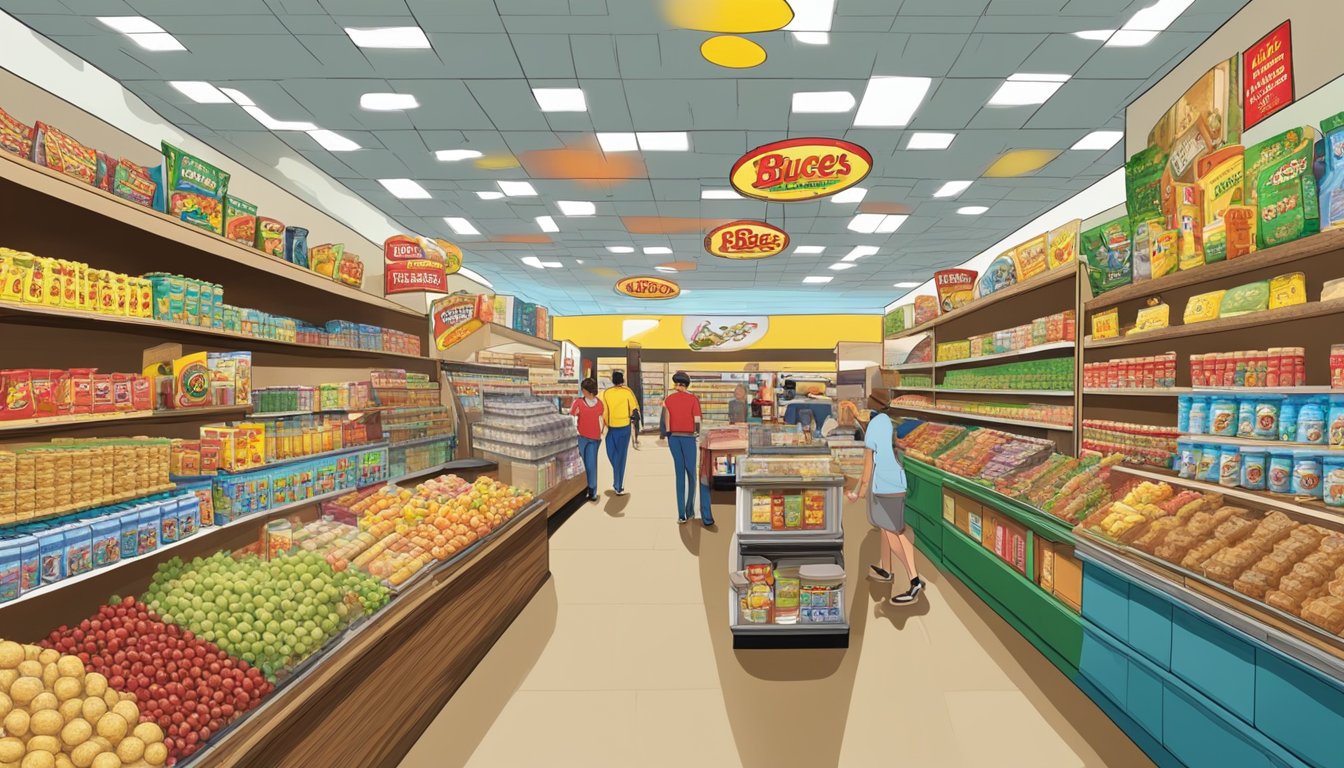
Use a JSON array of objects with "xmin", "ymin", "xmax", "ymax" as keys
[
  {"xmin": 550, "ymin": 548, "xmax": 706, "ymax": 605},
  {"xmin": 945, "ymin": 690, "xmax": 1087, "ymax": 768},
  {"xmin": 633, "ymin": 689, "xmax": 741, "ymax": 768},
  {"xmin": 464, "ymin": 690, "xmax": 639, "ymax": 768}
]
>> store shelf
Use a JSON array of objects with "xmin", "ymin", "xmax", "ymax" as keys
[
  {"xmin": 885, "ymin": 264, "xmax": 1076, "ymax": 340},
  {"xmin": 432, "ymin": 322, "xmax": 558, "ymax": 363},
  {"xmin": 1084, "ymin": 299, "xmax": 1344, "ymax": 349},
  {"xmin": 1084, "ymin": 388, "xmax": 1190, "ymax": 397},
  {"xmin": 387, "ymin": 434, "xmax": 454, "ymax": 450},
  {"xmin": 932, "ymin": 341, "xmax": 1077, "ymax": 369},
  {"xmin": 0, "ymin": 404, "xmax": 252, "ymax": 435},
  {"xmin": 1110, "ymin": 464, "xmax": 1344, "ymax": 529},
  {"xmin": 888, "ymin": 360, "xmax": 934, "ymax": 372},
  {"xmin": 0, "ymin": 302, "xmax": 428, "ymax": 362},
  {"xmin": 0, "ymin": 150, "xmax": 422, "ymax": 319},
  {"xmin": 934, "ymin": 388, "xmax": 1074, "ymax": 397},
  {"xmin": 218, "ymin": 442, "xmax": 388, "ymax": 474},
  {"xmin": 1083, "ymin": 228, "xmax": 1344, "ymax": 312},
  {"xmin": 890, "ymin": 386, "xmax": 935, "ymax": 393},
  {"xmin": 1085, "ymin": 386, "xmax": 1340, "ymax": 397},
  {"xmin": 886, "ymin": 402, "xmax": 1074, "ymax": 432},
  {"xmin": 1177, "ymin": 433, "xmax": 1338, "ymax": 449}
]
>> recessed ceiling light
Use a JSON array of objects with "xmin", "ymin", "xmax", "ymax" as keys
[
  {"xmin": 476, "ymin": 191, "xmax": 505, "ymax": 200},
  {"xmin": 596, "ymin": 132, "xmax": 638, "ymax": 152},
  {"xmin": 607, "ymin": 246, "xmax": 634, "ymax": 253},
  {"xmin": 989, "ymin": 74, "xmax": 1070, "ymax": 106},
  {"xmin": 636, "ymin": 132, "xmax": 690, "ymax": 151},
  {"xmin": 435, "ymin": 149, "xmax": 483, "ymax": 162},
  {"xmin": 828, "ymin": 262, "xmax": 856, "ymax": 271},
  {"xmin": 907, "ymin": 132, "xmax": 955, "ymax": 150},
  {"xmin": 532, "ymin": 88, "xmax": 587, "ymax": 112},
  {"xmin": 655, "ymin": 266, "xmax": 678, "ymax": 273},
  {"xmin": 98, "ymin": 16, "xmax": 163, "ymax": 34},
  {"xmin": 803, "ymin": 276, "xmax": 833, "ymax": 284},
  {"xmin": 241, "ymin": 106, "xmax": 316, "ymax": 131},
  {"xmin": 784, "ymin": 0, "xmax": 836, "ymax": 33},
  {"xmin": 894, "ymin": 282, "xmax": 920, "ymax": 288},
  {"xmin": 1073, "ymin": 29, "xmax": 1116, "ymax": 41},
  {"xmin": 307, "ymin": 129, "xmax": 360, "ymax": 151},
  {"xmin": 643, "ymin": 246, "xmax": 673, "ymax": 255},
  {"xmin": 344, "ymin": 26, "xmax": 431, "ymax": 49},
  {"xmin": 131, "ymin": 33, "xmax": 185, "ymax": 52},
  {"xmin": 876, "ymin": 214, "xmax": 908, "ymax": 233},
  {"xmin": 1071, "ymin": 130, "xmax": 1124, "ymax": 150},
  {"xmin": 957, "ymin": 206, "xmax": 989, "ymax": 215},
  {"xmin": 536, "ymin": 215, "xmax": 559, "ymax": 233},
  {"xmin": 791, "ymin": 32, "xmax": 829, "ymax": 45},
  {"xmin": 933, "ymin": 180, "xmax": 972, "ymax": 198},
  {"xmin": 361, "ymin": 93, "xmax": 419, "ymax": 111},
  {"xmin": 576, "ymin": 259, "xmax": 584, "ymax": 264},
  {"xmin": 1107, "ymin": 30, "xmax": 1160, "ymax": 47},
  {"xmin": 168, "ymin": 81, "xmax": 230, "ymax": 104},
  {"xmin": 794, "ymin": 246, "xmax": 825, "ymax": 254},
  {"xmin": 701, "ymin": 189, "xmax": 741, "ymax": 199},
  {"xmin": 219, "ymin": 88, "xmax": 254, "ymax": 106},
  {"xmin": 830, "ymin": 186, "xmax": 867, "ymax": 204},
  {"xmin": 853, "ymin": 76, "xmax": 932, "ymax": 127},
  {"xmin": 444, "ymin": 217, "xmax": 480, "ymax": 235},
  {"xmin": 557, "ymin": 200, "xmax": 595, "ymax": 216},
  {"xmin": 848, "ymin": 214, "xmax": 907, "ymax": 233},
  {"xmin": 841, "ymin": 246, "xmax": 879, "ymax": 262},
  {"xmin": 498, "ymin": 180, "xmax": 537, "ymax": 197},
  {"xmin": 792, "ymin": 91, "xmax": 856, "ymax": 113},
  {"xmin": 379, "ymin": 178, "xmax": 430, "ymax": 199},
  {"xmin": 521, "ymin": 256, "xmax": 562, "ymax": 269}
]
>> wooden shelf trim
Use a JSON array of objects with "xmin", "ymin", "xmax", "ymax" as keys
[
  {"xmin": 886, "ymin": 402, "xmax": 1074, "ymax": 432},
  {"xmin": 0, "ymin": 404, "xmax": 252, "ymax": 435},
  {"xmin": 884, "ymin": 264, "xmax": 1076, "ymax": 340},
  {"xmin": 1083, "ymin": 298, "xmax": 1344, "ymax": 349}
]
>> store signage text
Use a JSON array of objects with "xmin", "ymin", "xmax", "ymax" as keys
[
  {"xmin": 704, "ymin": 220, "xmax": 790, "ymax": 259},
  {"xmin": 729, "ymin": 138, "xmax": 872, "ymax": 202},
  {"xmin": 1243, "ymin": 21, "xmax": 1294, "ymax": 130},
  {"xmin": 615, "ymin": 276, "xmax": 680, "ymax": 299}
]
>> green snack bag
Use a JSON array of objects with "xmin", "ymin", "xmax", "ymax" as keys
[
  {"xmin": 161, "ymin": 142, "xmax": 230, "ymax": 234},
  {"xmin": 223, "ymin": 195, "xmax": 257, "ymax": 246},
  {"xmin": 1219, "ymin": 280, "xmax": 1270, "ymax": 317},
  {"xmin": 1245, "ymin": 126, "xmax": 1320, "ymax": 248},
  {"xmin": 1081, "ymin": 216, "xmax": 1133, "ymax": 296},
  {"xmin": 1125, "ymin": 145, "xmax": 1166, "ymax": 224}
]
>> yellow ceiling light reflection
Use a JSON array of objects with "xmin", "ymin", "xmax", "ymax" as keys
[
  {"xmin": 662, "ymin": 0, "xmax": 793, "ymax": 33},
  {"xmin": 700, "ymin": 35, "xmax": 766, "ymax": 68},
  {"xmin": 589, "ymin": 267, "xmax": 620, "ymax": 278},
  {"xmin": 474, "ymin": 154, "xmax": 520, "ymax": 170},
  {"xmin": 983, "ymin": 149, "xmax": 1062, "ymax": 177}
]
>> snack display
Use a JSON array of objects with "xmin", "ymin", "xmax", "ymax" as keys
[
  {"xmin": 996, "ymin": 453, "xmax": 1122, "ymax": 522},
  {"xmin": 897, "ymin": 422, "xmax": 969, "ymax": 462},
  {"xmin": 892, "ymin": 395, "xmax": 1073, "ymax": 427},
  {"xmin": 935, "ymin": 311, "xmax": 1074, "ymax": 362},
  {"xmin": 933, "ymin": 428, "xmax": 1053, "ymax": 479},
  {"xmin": 939, "ymin": 357, "xmax": 1073, "ymax": 392},
  {"xmin": 1083, "ymin": 353, "xmax": 1177, "ymax": 390},
  {"xmin": 1190, "ymin": 347, "xmax": 1306, "ymax": 388},
  {"xmin": 1082, "ymin": 421, "xmax": 1178, "ymax": 468}
]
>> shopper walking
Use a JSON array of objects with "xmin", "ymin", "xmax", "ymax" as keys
[
  {"xmin": 601, "ymin": 370, "xmax": 640, "ymax": 495},
  {"xmin": 570, "ymin": 378, "xmax": 604, "ymax": 503},
  {"xmin": 846, "ymin": 412, "xmax": 924, "ymax": 604},
  {"xmin": 661, "ymin": 370, "xmax": 712, "ymax": 525}
]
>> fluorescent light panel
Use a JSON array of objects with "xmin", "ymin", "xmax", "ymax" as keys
[
  {"xmin": 1073, "ymin": 29, "xmax": 1116, "ymax": 41},
  {"xmin": 1107, "ymin": 30, "xmax": 1159, "ymax": 47},
  {"xmin": 783, "ymin": 0, "xmax": 835, "ymax": 31},
  {"xmin": 830, "ymin": 186, "xmax": 867, "ymax": 204},
  {"xmin": 219, "ymin": 88, "xmax": 254, "ymax": 106},
  {"xmin": 345, "ymin": 26, "xmax": 431, "ymax": 49},
  {"xmin": 1122, "ymin": 0, "xmax": 1194, "ymax": 34},
  {"xmin": 701, "ymin": 189, "xmax": 740, "ymax": 199},
  {"xmin": 853, "ymin": 76, "xmax": 931, "ymax": 127},
  {"xmin": 360, "ymin": 92, "xmax": 418, "ymax": 111},
  {"xmin": 596, "ymin": 132, "xmax": 638, "ymax": 152},
  {"xmin": 934, "ymin": 180, "xmax": 972, "ymax": 198},
  {"xmin": 168, "ymin": 81, "xmax": 229, "ymax": 104},
  {"xmin": 636, "ymin": 132, "xmax": 689, "ymax": 151},
  {"xmin": 444, "ymin": 217, "xmax": 479, "ymax": 235},
  {"xmin": 876, "ymin": 214, "xmax": 908, "ymax": 233},
  {"xmin": 792, "ymin": 91, "xmax": 855, "ymax": 113},
  {"xmin": 655, "ymin": 266, "xmax": 678, "ymax": 273},
  {"xmin": 379, "ymin": 178, "xmax": 430, "ymax": 199},
  {"xmin": 98, "ymin": 16, "xmax": 162, "ymax": 34},
  {"xmin": 498, "ymin": 180, "xmax": 537, "ymax": 197},
  {"xmin": 535, "ymin": 215, "xmax": 559, "ymax": 233},
  {"xmin": 907, "ymin": 132, "xmax": 955, "ymax": 150},
  {"xmin": 791, "ymin": 32, "xmax": 829, "ymax": 45},
  {"xmin": 793, "ymin": 246, "xmax": 825, "ymax": 254},
  {"xmin": 521, "ymin": 256, "xmax": 562, "ymax": 269},
  {"xmin": 989, "ymin": 74, "xmax": 1070, "ymax": 106},
  {"xmin": 435, "ymin": 149, "xmax": 482, "ymax": 162},
  {"xmin": 307, "ymin": 129, "xmax": 359, "ymax": 151},
  {"xmin": 841, "ymin": 246, "xmax": 879, "ymax": 262},
  {"xmin": 607, "ymin": 246, "xmax": 634, "ymax": 253},
  {"xmin": 643, "ymin": 246, "xmax": 672, "ymax": 255},
  {"xmin": 557, "ymin": 200, "xmax": 595, "ymax": 216},
  {"xmin": 957, "ymin": 206, "xmax": 989, "ymax": 215},
  {"xmin": 828, "ymin": 263, "xmax": 855, "ymax": 271},
  {"xmin": 532, "ymin": 87, "xmax": 587, "ymax": 112},
  {"xmin": 242, "ymin": 105, "xmax": 316, "ymax": 131},
  {"xmin": 476, "ymin": 191, "xmax": 504, "ymax": 200},
  {"xmin": 1071, "ymin": 130, "xmax": 1124, "ymax": 150},
  {"xmin": 894, "ymin": 282, "xmax": 920, "ymax": 288},
  {"xmin": 803, "ymin": 276, "xmax": 833, "ymax": 284}
]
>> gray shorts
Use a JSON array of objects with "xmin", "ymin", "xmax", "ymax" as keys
[{"xmin": 869, "ymin": 492, "xmax": 906, "ymax": 533}]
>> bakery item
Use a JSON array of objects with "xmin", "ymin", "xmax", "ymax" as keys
[
  {"xmin": 1250, "ymin": 549, "xmax": 1297, "ymax": 580},
  {"xmin": 1278, "ymin": 562, "xmax": 1330, "ymax": 600},
  {"xmin": 1155, "ymin": 528, "xmax": 1200, "ymax": 563},
  {"xmin": 1182, "ymin": 538, "xmax": 1229, "ymax": 571},
  {"xmin": 1131, "ymin": 517, "xmax": 1182, "ymax": 552},
  {"xmin": 1233, "ymin": 569, "xmax": 1277, "ymax": 600},
  {"xmin": 1301, "ymin": 595, "xmax": 1344, "ymax": 634},
  {"xmin": 1266, "ymin": 589, "xmax": 1306, "ymax": 615},
  {"xmin": 1213, "ymin": 517, "xmax": 1257, "ymax": 546}
]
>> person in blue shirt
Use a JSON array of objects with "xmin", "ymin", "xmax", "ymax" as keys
[{"xmin": 846, "ymin": 412, "xmax": 924, "ymax": 605}]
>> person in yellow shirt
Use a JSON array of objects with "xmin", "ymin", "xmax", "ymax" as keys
[{"xmin": 601, "ymin": 371, "xmax": 641, "ymax": 495}]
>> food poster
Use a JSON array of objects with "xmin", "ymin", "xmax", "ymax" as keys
[
  {"xmin": 1243, "ymin": 21, "xmax": 1294, "ymax": 130},
  {"xmin": 1146, "ymin": 57, "xmax": 1241, "ymax": 183},
  {"xmin": 682, "ymin": 316, "xmax": 769, "ymax": 351}
]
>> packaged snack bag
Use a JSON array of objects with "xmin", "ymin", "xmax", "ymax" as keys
[
  {"xmin": 1195, "ymin": 144, "xmax": 1245, "ymax": 223},
  {"xmin": 1245, "ymin": 126, "xmax": 1320, "ymax": 248},
  {"xmin": 255, "ymin": 216, "xmax": 284, "ymax": 257},
  {"xmin": 1046, "ymin": 220, "xmax": 1079, "ymax": 270},
  {"xmin": 161, "ymin": 141, "xmax": 229, "ymax": 234},
  {"xmin": 1012, "ymin": 234, "xmax": 1048, "ymax": 281},
  {"xmin": 1319, "ymin": 111, "xmax": 1344, "ymax": 230},
  {"xmin": 0, "ymin": 107, "xmax": 33, "ymax": 157},
  {"xmin": 933, "ymin": 268, "xmax": 977, "ymax": 313},
  {"xmin": 1126, "ymin": 145, "xmax": 1166, "ymax": 223},
  {"xmin": 31, "ymin": 122, "xmax": 97, "ymax": 185},
  {"xmin": 284, "ymin": 226, "xmax": 310, "ymax": 268},
  {"xmin": 336, "ymin": 251, "xmax": 365, "ymax": 288},
  {"xmin": 308, "ymin": 243, "xmax": 343, "ymax": 279},
  {"xmin": 223, "ymin": 196, "xmax": 258, "ymax": 245},
  {"xmin": 912, "ymin": 295, "xmax": 938, "ymax": 325},
  {"xmin": 1081, "ymin": 216, "xmax": 1132, "ymax": 295},
  {"xmin": 975, "ymin": 254, "xmax": 1016, "ymax": 297}
]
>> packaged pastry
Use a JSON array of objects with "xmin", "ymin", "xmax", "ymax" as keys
[
  {"xmin": 933, "ymin": 268, "xmax": 977, "ymax": 313},
  {"xmin": 1219, "ymin": 280, "xmax": 1270, "ymax": 317},
  {"xmin": 1212, "ymin": 515, "xmax": 1256, "ymax": 545},
  {"xmin": 1181, "ymin": 538, "xmax": 1229, "ymax": 571},
  {"xmin": 31, "ymin": 122, "xmax": 97, "ymax": 185},
  {"xmin": 1300, "ymin": 595, "xmax": 1344, "ymax": 634},
  {"xmin": 1012, "ymin": 234, "xmax": 1048, "ymax": 281},
  {"xmin": 1183, "ymin": 290, "xmax": 1225, "ymax": 323},
  {"xmin": 1268, "ymin": 272, "xmax": 1306, "ymax": 309},
  {"xmin": 1154, "ymin": 528, "xmax": 1199, "ymax": 562},
  {"xmin": 1278, "ymin": 563, "xmax": 1330, "ymax": 600},
  {"xmin": 976, "ymin": 253, "xmax": 1017, "ymax": 297},
  {"xmin": 1132, "ymin": 517, "xmax": 1182, "ymax": 552},
  {"xmin": 1250, "ymin": 549, "xmax": 1296, "ymax": 580},
  {"xmin": 336, "ymin": 251, "xmax": 365, "ymax": 288},
  {"xmin": 1233, "ymin": 569, "xmax": 1276, "ymax": 600},
  {"xmin": 1266, "ymin": 589, "xmax": 1308, "ymax": 616}
]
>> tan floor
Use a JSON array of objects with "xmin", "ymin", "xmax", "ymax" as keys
[{"xmin": 400, "ymin": 443, "xmax": 1154, "ymax": 768}]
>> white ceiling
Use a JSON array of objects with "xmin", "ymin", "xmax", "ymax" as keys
[{"xmin": 0, "ymin": 0, "xmax": 1248, "ymax": 314}]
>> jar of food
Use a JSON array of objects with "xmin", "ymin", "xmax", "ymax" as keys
[
  {"xmin": 1209, "ymin": 397, "xmax": 1238, "ymax": 436},
  {"xmin": 1252, "ymin": 395, "xmax": 1282, "ymax": 440},
  {"xmin": 1219, "ymin": 446, "xmax": 1242, "ymax": 488},
  {"xmin": 1324, "ymin": 455, "xmax": 1344, "ymax": 508},
  {"xmin": 265, "ymin": 519, "xmax": 294, "ymax": 560},
  {"xmin": 1297, "ymin": 398, "xmax": 1327, "ymax": 445},
  {"xmin": 1268, "ymin": 449, "xmax": 1294, "ymax": 493},
  {"xmin": 1293, "ymin": 451, "xmax": 1323, "ymax": 497},
  {"xmin": 1197, "ymin": 444, "xmax": 1220, "ymax": 482},
  {"xmin": 1280, "ymin": 397, "xmax": 1300, "ymax": 443},
  {"xmin": 1240, "ymin": 447, "xmax": 1267, "ymax": 490},
  {"xmin": 1237, "ymin": 398, "xmax": 1256, "ymax": 438}
]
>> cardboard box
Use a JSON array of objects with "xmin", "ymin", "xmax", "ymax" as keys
[
  {"xmin": 1037, "ymin": 537, "xmax": 1058, "ymax": 594},
  {"xmin": 946, "ymin": 491, "xmax": 979, "ymax": 535},
  {"xmin": 1053, "ymin": 544, "xmax": 1083, "ymax": 610},
  {"xmin": 980, "ymin": 509, "xmax": 998, "ymax": 551},
  {"xmin": 994, "ymin": 516, "xmax": 1029, "ymax": 575}
]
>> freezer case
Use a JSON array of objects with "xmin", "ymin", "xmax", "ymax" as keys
[
  {"xmin": 728, "ymin": 534, "xmax": 849, "ymax": 648},
  {"xmin": 735, "ymin": 454, "xmax": 844, "ymax": 540}
]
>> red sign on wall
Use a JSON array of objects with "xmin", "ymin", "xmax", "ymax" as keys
[{"xmin": 1243, "ymin": 21, "xmax": 1294, "ymax": 130}]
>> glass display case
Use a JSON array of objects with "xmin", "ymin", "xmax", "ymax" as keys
[{"xmin": 747, "ymin": 424, "xmax": 830, "ymax": 455}]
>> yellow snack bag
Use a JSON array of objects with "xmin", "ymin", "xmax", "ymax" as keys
[
  {"xmin": 1091, "ymin": 308, "xmax": 1119, "ymax": 340},
  {"xmin": 1131, "ymin": 303, "xmax": 1170, "ymax": 334},
  {"xmin": 1183, "ymin": 290, "xmax": 1225, "ymax": 323},
  {"xmin": 1268, "ymin": 272, "xmax": 1306, "ymax": 309},
  {"xmin": 1151, "ymin": 230, "xmax": 1178, "ymax": 278}
]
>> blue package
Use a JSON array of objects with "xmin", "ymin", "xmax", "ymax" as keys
[
  {"xmin": 17, "ymin": 536, "xmax": 38, "ymax": 593},
  {"xmin": 1281, "ymin": 397, "xmax": 1300, "ymax": 442},
  {"xmin": 0, "ymin": 539, "xmax": 19, "ymax": 604},
  {"xmin": 63, "ymin": 524, "xmax": 92, "ymax": 577},
  {"xmin": 1177, "ymin": 396, "xmax": 1192, "ymax": 433},
  {"xmin": 178, "ymin": 495, "xmax": 200, "ymax": 538},
  {"xmin": 284, "ymin": 226, "xmax": 310, "ymax": 268},
  {"xmin": 1320, "ymin": 111, "xmax": 1344, "ymax": 230},
  {"xmin": 37, "ymin": 528, "xmax": 66, "ymax": 585},
  {"xmin": 119, "ymin": 509, "xmax": 140, "ymax": 558}
]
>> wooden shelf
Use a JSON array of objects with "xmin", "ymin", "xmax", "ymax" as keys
[
  {"xmin": 886, "ymin": 402, "xmax": 1073, "ymax": 432},
  {"xmin": 885, "ymin": 264, "xmax": 1076, "ymax": 340},
  {"xmin": 1083, "ymin": 228, "xmax": 1344, "ymax": 312},
  {"xmin": 432, "ymin": 323, "xmax": 558, "ymax": 362},
  {"xmin": 0, "ymin": 301, "xmax": 429, "ymax": 362},
  {"xmin": 1084, "ymin": 299, "xmax": 1344, "ymax": 349},
  {"xmin": 888, "ymin": 360, "xmax": 934, "ymax": 371},
  {"xmin": 935, "ymin": 388, "xmax": 1074, "ymax": 397},
  {"xmin": 0, "ymin": 404, "xmax": 251, "ymax": 435},
  {"xmin": 0, "ymin": 150, "xmax": 420, "ymax": 319},
  {"xmin": 1083, "ymin": 388, "xmax": 1188, "ymax": 397},
  {"xmin": 932, "ymin": 341, "xmax": 1076, "ymax": 369},
  {"xmin": 1084, "ymin": 386, "xmax": 1340, "ymax": 397}
]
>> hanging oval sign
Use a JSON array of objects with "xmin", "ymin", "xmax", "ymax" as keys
[
  {"xmin": 704, "ymin": 220, "xmax": 790, "ymax": 260},
  {"xmin": 729, "ymin": 137, "xmax": 873, "ymax": 202},
  {"xmin": 615, "ymin": 275, "xmax": 681, "ymax": 299}
]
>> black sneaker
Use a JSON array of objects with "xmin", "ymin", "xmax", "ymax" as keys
[
  {"xmin": 867, "ymin": 565, "xmax": 893, "ymax": 582},
  {"xmin": 891, "ymin": 578, "xmax": 925, "ymax": 605}
]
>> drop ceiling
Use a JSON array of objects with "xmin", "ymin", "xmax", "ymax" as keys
[{"xmin": 0, "ymin": 0, "xmax": 1247, "ymax": 315}]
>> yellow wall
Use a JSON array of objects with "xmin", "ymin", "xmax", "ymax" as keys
[{"xmin": 553, "ymin": 314, "xmax": 879, "ymax": 351}]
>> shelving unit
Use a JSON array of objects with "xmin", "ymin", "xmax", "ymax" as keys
[
  {"xmin": 0, "ymin": 404, "xmax": 253, "ymax": 436},
  {"xmin": 886, "ymin": 403, "xmax": 1075, "ymax": 432}
]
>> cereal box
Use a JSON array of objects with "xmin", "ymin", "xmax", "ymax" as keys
[
  {"xmin": 1245, "ymin": 126, "xmax": 1320, "ymax": 248},
  {"xmin": 933, "ymin": 269, "xmax": 977, "ymax": 313}
]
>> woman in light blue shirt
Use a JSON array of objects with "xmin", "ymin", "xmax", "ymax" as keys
[{"xmin": 846, "ymin": 412, "xmax": 924, "ymax": 605}]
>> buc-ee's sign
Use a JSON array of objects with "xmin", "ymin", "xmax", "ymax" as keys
[
  {"xmin": 615, "ymin": 275, "xmax": 680, "ymax": 299},
  {"xmin": 729, "ymin": 138, "xmax": 872, "ymax": 202},
  {"xmin": 704, "ymin": 220, "xmax": 789, "ymax": 260}
]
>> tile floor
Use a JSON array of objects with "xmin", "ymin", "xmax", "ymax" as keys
[{"xmin": 399, "ymin": 442, "xmax": 1153, "ymax": 768}]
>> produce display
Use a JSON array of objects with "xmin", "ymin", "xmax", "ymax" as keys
[
  {"xmin": 932, "ymin": 428, "xmax": 1054, "ymax": 480},
  {"xmin": 896, "ymin": 422, "xmax": 968, "ymax": 462},
  {"xmin": 0, "ymin": 637, "xmax": 174, "ymax": 768},
  {"xmin": 1081, "ymin": 420, "xmax": 1178, "ymax": 468},
  {"xmin": 939, "ymin": 357, "xmax": 1074, "ymax": 392}
]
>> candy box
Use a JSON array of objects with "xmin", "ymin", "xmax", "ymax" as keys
[
  {"xmin": 223, "ymin": 195, "xmax": 258, "ymax": 245},
  {"xmin": 1183, "ymin": 290, "xmax": 1225, "ymax": 323},
  {"xmin": 162, "ymin": 142, "xmax": 229, "ymax": 233},
  {"xmin": 336, "ymin": 251, "xmax": 365, "ymax": 288},
  {"xmin": 1245, "ymin": 126, "xmax": 1320, "ymax": 248},
  {"xmin": 36, "ymin": 527, "xmax": 66, "ymax": 584},
  {"xmin": 976, "ymin": 253, "xmax": 1017, "ymax": 297},
  {"xmin": 1320, "ymin": 111, "xmax": 1344, "ymax": 230}
]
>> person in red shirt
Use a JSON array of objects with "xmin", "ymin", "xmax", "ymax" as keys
[
  {"xmin": 570, "ymin": 377, "xmax": 604, "ymax": 503},
  {"xmin": 660, "ymin": 370, "xmax": 710, "ymax": 525}
]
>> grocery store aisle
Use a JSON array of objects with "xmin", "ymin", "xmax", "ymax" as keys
[{"xmin": 400, "ymin": 445, "xmax": 1151, "ymax": 768}]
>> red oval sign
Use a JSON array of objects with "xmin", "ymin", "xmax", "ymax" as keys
[
  {"xmin": 729, "ymin": 137, "xmax": 873, "ymax": 202},
  {"xmin": 614, "ymin": 275, "xmax": 680, "ymax": 300},
  {"xmin": 703, "ymin": 220, "xmax": 790, "ymax": 260}
]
